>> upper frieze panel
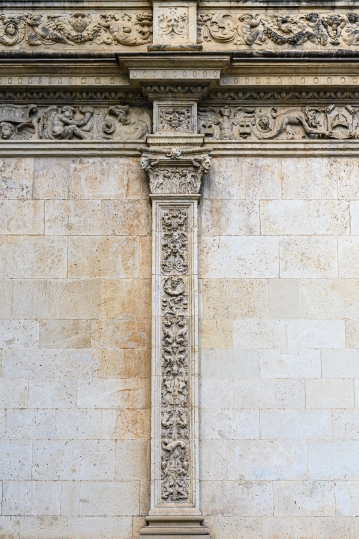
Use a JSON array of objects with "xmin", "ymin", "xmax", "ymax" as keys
[
  {"xmin": 197, "ymin": 9, "xmax": 359, "ymax": 51},
  {"xmin": 0, "ymin": 10, "xmax": 152, "ymax": 50}
]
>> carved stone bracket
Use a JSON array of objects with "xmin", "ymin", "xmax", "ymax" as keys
[{"xmin": 140, "ymin": 147, "xmax": 211, "ymax": 539}]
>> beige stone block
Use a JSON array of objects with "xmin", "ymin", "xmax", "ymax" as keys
[
  {"xmin": 0, "ymin": 236, "xmax": 67, "ymax": 278},
  {"xmin": 19, "ymin": 516, "xmax": 68, "ymax": 539},
  {"xmin": 34, "ymin": 158, "xmax": 70, "ymax": 199},
  {"xmin": 243, "ymin": 157, "xmax": 282, "ymax": 200},
  {"xmin": 345, "ymin": 320, "xmax": 359, "ymax": 348},
  {"xmin": 13, "ymin": 280, "xmax": 101, "ymax": 319},
  {"xmin": 91, "ymin": 320, "xmax": 150, "ymax": 350},
  {"xmin": 308, "ymin": 442, "xmax": 359, "ymax": 479},
  {"xmin": 201, "ymin": 480, "xmax": 273, "ymax": 516},
  {"xmin": 0, "ymin": 201, "xmax": 44, "ymax": 234},
  {"xmin": 140, "ymin": 480, "xmax": 150, "ymax": 516},
  {"xmin": 200, "ymin": 236, "xmax": 279, "ymax": 278},
  {"xmin": 5, "ymin": 410, "xmax": 56, "ymax": 440},
  {"xmin": 351, "ymin": 202, "xmax": 359, "ymax": 233},
  {"xmin": 0, "ymin": 516, "xmax": 20, "ymax": 539},
  {"xmin": 261, "ymin": 200, "xmax": 349, "ymax": 235},
  {"xmin": 333, "ymin": 412, "xmax": 359, "ymax": 440},
  {"xmin": 0, "ymin": 410, "xmax": 5, "ymax": 437},
  {"xmin": 259, "ymin": 349, "xmax": 321, "ymax": 379},
  {"xmin": 69, "ymin": 158, "xmax": 144, "ymax": 200},
  {"xmin": 0, "ymin": 158, "xmax": 34, "ymax": 200},
  {"xmin": 3, "ymin": 481, "xmax": 61, "ymax": 516},
  {"xmin": 200, "ymin": 379, "xmax": 233, "ymax": 410},
  {"xmin": 268, "ymin": 279, "xmax": 299, "ymax": 319},
  {"xmin": 102, "ymin": 409, "xmax": 150, "ymax": 440},
  {"xmin": 227, "ymin": 440, "xmax": 306, "ymax": 480},
  {"xmin": 233, "ymin": 379, "xmax": 276, "ymax": 409},
  {"xmin": 200, "ymin": 279, "xmax": 268, "ymax": 319},
  {"xmin": 287, "ymin": 320, "xmax": 345, "ymax": 349},
  {"xmin": 233, "ymin": 320, "xmax": 287, "ymax": 349},
  {"xmin": 69, "ymin": 481, "xmax": 139, "ymax": 517},
  {"xmin": 335, "ymin": 481, "xmax": 359, "ymax": 516},
  {"xmin": 101, "ymin": 200, "xmax": 150, "ymax": 236},
  {"xmin": 0, "ymin": 280, "xmax": 12, "ymax": 319},
  {"xmin": 0, "ymin": 379, "xmax": 28, "ymax": 408},
  {"xmin": 199, "ymin": 320, "xmax": 233, "ymax": 349},
  {"xmin": 201, "ymin": 410, "xmax": 259, "ymax": 440},
  {"xmin": 45, "ymin": 200, "xmax": 102, "ymax": 235},
  {"xmin": 39, "ymin": 320, "xmax": 91, "ymax": 349},
  {"xmin": 98, "ymin": 350, "xmax": 150, "ymax": 379},
  {"xmin": 203, "ymin": 517, "xmax": 261, "ymax": 539},
  {"xmin": 200, "ymin": 349, "xmax": 259, "ymax": 379},
  {"xmin": 276, "ymin": 379, "xmax": 305, "ymax": 409},
  {"xmin": 77, "ymin": 379, "xmax": 149, "ymax": 409},
  {"xmin": 55, "ymin": 410, "xmax": 102, "ymax": 439},
  {"xmin": 339, "ymin": 238, "xmax": 359, "ymax": 277},
  {"xmin": 0, "ymin": 320, "xmax": 38, "ymax": 348},
  {"xmin": 68, "ymin": 517, "xmax": 132, "ymax": 539},
  {"xmin": 32, "ymin": 440, "xmax": 115, "ymax": 480},
  {"xmin": 133, "ymin": 517, "xmax": 147, "ymax": 539},
  {"xmin": 299, "ymin": 279, "xmax": 359, "ymax": 320},
  {"xmin": 322, "ymin": 350, "xmax": 359, "ymax": 378},
  {"xmin": 115, "ymin": 440, "xmax": 150, "ymax": 481},
  {"xmin": 337, "ymin": 158, "xmax": 359, "ymax": 199},
  {"xmin": 306, "ymin": 379, "xmax": 354, "ymax": 409},
  {"xmin": 200, "ymin": 199, "xmax": 260, "ymax": 236},
  {"xmin": 139, "ymin": 236, "xmax": 151, "ymax": 279},
  {"xmin": 274, "ymin": 481, "xmax": 335, "ymax": 516},
  {"xmin": 68, "ymin": 237, "xmax": 138, "ymax": 278},
  {"xmin": 355, "ymin": 380, "xmax": 359, "ymax": 408},
  {"xmin": 261, "ymin": 410, "xmax": 332, "ymax": 440},
  {"xmin": 202, "ymin": 158, "xmax": 246, "ymax": 200},
  {"xmin": 261, "ymin": 517, "xmax": 317, "ymax": 539},
  {"xmin": 3, "ymin": 348, "xmax": 98, "ymax": 379},
  {"xmin": 200, "ymin": 440, "xmax": 227, "ymax": 480},
  {"xmin": 282, "ymin": 158, "xmax": 337, "ymax": 199},
  {"xmin": 102, "ymin": 279, "xmax": 151, "ymax": 320},
  {"xmin": 0, "ymin": 441, "xmax": 32, "ymax": 479},
  {"xmin": 29, "ymin": 379, "xmax": 77, "ymax": 409},
  {"xmin": 317, "ymin": 517, "xmax": 355, "ymax": 539},
  {"xmin": 280, "ymin": 236, "xmax": 338, "ymax": 278}
]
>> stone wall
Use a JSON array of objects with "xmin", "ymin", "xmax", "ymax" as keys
[
  {"xmin": 0, "ymin": 156, "xmax": 152, "ymax": 539},
  {"xmin": 199, "ymin": 156, "xmax": 359, "ymax": 539}
]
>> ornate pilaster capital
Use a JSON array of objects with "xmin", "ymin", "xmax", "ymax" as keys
[{"xmin": 140, "ymin": 147, "xmax": 211, "ymax": 194}]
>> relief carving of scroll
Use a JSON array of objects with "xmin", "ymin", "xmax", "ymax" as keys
[
  {"xmin": 161, "ymin": 209, "xmax": 189, "ymax": 502},
  {"xmin": 197, "ymin": 12, "xmax": 359, "ymax": 48},
  {"xmin": 0, "ymin": 104, "xmax": 151, "ymax": 141},
  {"xmin": 0, "ymin": 12, "xmax": 152, "ymax": 47},
  {"xmin": 198, "ymin": 105, "xmax": 359, "ymax": 140}
]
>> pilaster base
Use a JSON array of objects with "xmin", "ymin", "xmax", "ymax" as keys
[{"xmin": 140, "ymin": 516, "xmax": 210, "ymax": 538}]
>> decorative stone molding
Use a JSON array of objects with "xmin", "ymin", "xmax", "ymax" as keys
[
  {"xmin": 140, "ymin": 146, "xmax": 210, "ymax": 538},
  {"xmin": 152, "ymin": 0, "xmax": 198, "ymax": 50}
]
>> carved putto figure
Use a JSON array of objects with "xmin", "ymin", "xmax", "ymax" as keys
[
  {"xmin": 0, "ymin": 104, "xmax": 37, "ymax": 140},
  {"xmin": 39, "ymin": 105, "xmax": 94, "ymax": 140}
]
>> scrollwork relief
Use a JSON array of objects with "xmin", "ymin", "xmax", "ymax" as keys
[
  {"xmin": 0, "ymin": 12, "xmax": 152, "ymax": 48},
  {"xmin": 198, "ymin": 104, "xmax": 359, "ymax": 140},
  {"xmin": 0, "ymin": 103, "xmax": 151, "ymax": 141},
  {"xmin": 197, "ymin": 11, "xmax": 359, "ymax": 49},
  {"xmin": 158, "ymin": 8, "xmax": 189, "ymax": 40},
  {"xmin": 161, "ymin": 209, "xmax": 189, "ymax": 502}
]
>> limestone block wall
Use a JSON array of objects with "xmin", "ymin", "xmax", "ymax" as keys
[
  {"xmin": 198, "ymin": 155, "xmax": 359, "ymax": 539},
  {"xmin": 0, "ymin": 156, "xmax": 152, "ymax": 539}
]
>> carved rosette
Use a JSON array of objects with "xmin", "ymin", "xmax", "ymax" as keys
[{"xmin": 142, "ymin": 147, "xmax": 210, "ymax": 513}]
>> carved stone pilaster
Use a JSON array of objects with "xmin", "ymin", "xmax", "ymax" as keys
[{"xmin": 140, "ymin": 148, "xmax": 210, "ymax": 539}]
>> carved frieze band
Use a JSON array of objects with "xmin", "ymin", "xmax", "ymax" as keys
[
  {"xmin": 0, "ymin": 12, "xmax": 152, "ymax": 48},
  {"xmin": 198, "ymin": 11, "xmax": 359, "ymax": 49}
]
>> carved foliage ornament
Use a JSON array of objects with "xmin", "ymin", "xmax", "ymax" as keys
[
  {"xmin": 141, "ymin": 149, "xmax": 211, "ymax": 195},
  {"xmin": 197, "ymin": 11, "xmax": 359, "ymax": 48},
  {"xmin": 198, "ymin": 105, "xmax": 359, "ymax": 140},
  {"xmin": 0, "ymin": 12, "xmax": 152, "ymax": 47},
  {"xmin": 161, "ymin": 209, "xmax": 189, "ymax": 502},
  {"xmin": 0, "ymin": 103, "xmax": 151, "ymax": 141}
]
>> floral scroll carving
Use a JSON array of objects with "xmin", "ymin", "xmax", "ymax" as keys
[
  {"xmin": 0, "ymin": 12, "xmax": 152, "ymax": 48},
  {"xmin": 161, "ymin": 210, "xmax": 189, "ymax": 502},
  {"xmin": 197, "ymin": 11, "xmax": 359, "ymax": 48}
]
